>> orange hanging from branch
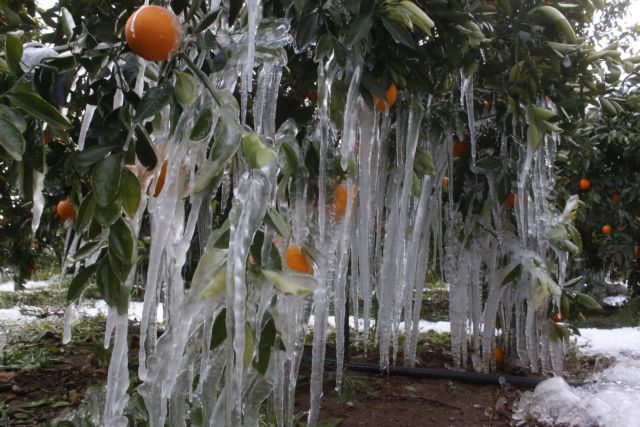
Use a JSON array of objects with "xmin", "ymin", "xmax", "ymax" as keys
[{"xmin": 125, "ymin": 5, "xmax": 183, "ymax": 62}]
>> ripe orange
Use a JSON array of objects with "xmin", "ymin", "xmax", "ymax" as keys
[
  {"xmin": 495, "ymin": 345, "xmax": 505, "ymax": 367},
  {"xmin": 374, "ymin": 83, "xmax": 398, "ymax": 112},
  {"xmin": 153, "ymin": 160, "xmax": 168, "ymax": 197},
  {"xmin": 579, "ymin": 178, "xmax": 591, "ymax": 191},
  {"xmin": 602, "ymin": 224, "xmax": 612, "ymax": 235},
  {"xmin": 506, "ymin": 192, "xmax": 515, "ymax": 209},
  {"xmin": 125, "ymin": 5, "xmax": 183, "ymax": 62},
  {"xmin": 285, "ymin": 244, "xmax": 314, "ymax": 275},
  {"xmin": 331, "ymin": 183, "xmax": 351, "ymax": 220},
  {"xmin": 551, "ymin": 311, "xmax": 564, "ymax": 322},
  {"xmin": 307, "ymin": 90, "xmax": 317, "ymax": 103},
  {"xmin": 441, "ymin": 176, "xmax": 449, "ymax": 189},
  {"xmin": 612, "ymin": 193, "xmax": 621, "ymax": 203},
  {"xmin": 483, "ymin": 99, "xmax": 491, "ymax": 110},
  {"xmin": 56, "ymin": 197, "xmax": 76, "ymax": 222},
  {"xmin": 452, "ymin": 139, "xmax": 470, "ymax": 158}
]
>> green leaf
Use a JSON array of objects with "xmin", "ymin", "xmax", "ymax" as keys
[
  {"xmin": 265, "ymin": 208, "xmax": 291, "ymax": 239},
  {"xmin": 73, "ymin": 145, "xmax": 117, "ymax": 170},
  {"xmin": 134, "ymin": 127, "xmax": 158, "ymax": 169},
  {"xmin": 194, "ymin": 10, "xmax": 218, "ymax": 33},
  {"xmin": 243, "ymin": 323, "xmax": 254, "ymax": 370},
  {"xmin": 296, "ymin": 14, "xmax": 319, "ymax": 49},
  {"xmin": 0, "ymin": 116, "xmax": 26, "ymax": 161},
  {"xmin": 5, "ymin": 34, "xmax": 23, "ymax": 76},
  {"xmin": 315, "ymin": 33, "xmax": 334, "ymax": 61},
  {"xmin": 575, "ymin": 293, "xmax": 601, "ymax": 310},
  {"xmin": 190, "ymin": 108, "xmax": 213, "ymax": 141},
  {"xmin": 262, "ymin": 270, "xmax": 316, "ymax": 296},
  {"xmin": 92, "ymin": 155, "xmax": 122, "ymax": 207},
  {"xmin": 210, "ymin": 308, "xmax": 227, "ymax": 349},
  {"xmin": 67, "ymin": 264, "xmax": 99, "ymax": 302},
  {"xmin": 174, "ymin": 71, "xmax": 198, "ymax": 106},
  {"xmin": 193, "ymin": 107, "xmax": 241, "ymax": 192},
  {"xmin": 71, "ymin": 239, "xmax": 106, "ymax": 263},
  {"xmin": 500, "ymin": 263, "xmax": 522, "ymax": 286},
  {"xmin": 96, "ymin": 257, "xmax": 121, "ymax": 307},
  {"xmin": 94, "ymin": 202, "xmax": 121, "ymax": 227},
  {"xmin": 346, "ymin": 15, "xmax": 373, "ymax": 47},
  {"xmin": 381, "ymin": 17, "xmax": 415, "ymax": 49},
  {"xmin": 118, "ymin": 169, "xmax": 141, "ymax": 218},
  {"xmin": 134, "ymin": 83, "xmax": 173, "ymax": 122},
  {"xmin": 0, "ymin": 105, "xmax": 27, "ymax": 133},
  {"xmin": 8, "ymin": 92, "xmax": 71, "ymax": 129},
  {"xmin": 75, "ymin": 191, "xmax": 97, "ymax": 233},
  {"xmin": 253, "ymin": 318, "xmax": 277, "ymax": 375},
  {"xmin": 242, "ymin": 132, "xmax": 276, "ymax": 170},
  {"xmin": 194, "ymin": 244, "xmax": 228, "ymax": 298},
  {"xmin": 527, "ymin": 123, "xmax": 541, "ymax": 150},
  {"xmin": 109, "ymin": 218, "xmax": 134, "ymax": 263}
]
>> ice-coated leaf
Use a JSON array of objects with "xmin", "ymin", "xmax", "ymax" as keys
[
  {"xmin": 67, "ymin": 263, "xmax": 99, "ymax": 303},
  {"xmin": 190, "ymin": 107, "xmax": 213, "ymax": 141},
  {"xmin": 263, "ymin": 270, "xmax": 316, "ymax": 296},
  {"xmin": 174, "ymin": 71, "xmax": 198, "ymax": 106},
  {"xmin": 5, "ymin": 34, "xmax": 23, "ymax": 76}
]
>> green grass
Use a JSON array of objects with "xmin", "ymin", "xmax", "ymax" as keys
[{"xmin": 575, "ymin": 297, "xmax": 640, "ymax": 328}]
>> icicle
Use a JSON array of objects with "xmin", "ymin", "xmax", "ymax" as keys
[
  {"xmin": 31, "ymin": 167, "xmax": 45, "ymax": 236},
  {"xmin": 241, "ymin": 0, "xmax": 261, "ymax": 123},
  {"xmin": 78, "ymin": 104, "xmax": 96, "ymax": 151}
]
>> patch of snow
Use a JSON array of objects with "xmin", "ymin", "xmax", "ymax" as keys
[
  {"xmin": 0, "ymin": 300, "xmax": 163, "ymax": 325},
  {"xmin": 0, "ymin": 279, "xmax": 55, "ymax": 292},
  {"xmin": 574, "ymin": 327, "xmax": 640, "ymax": 358},
  {"xmin": 513, "ymin": 361, "xmax": 640, "ymax": 426},
  {"xmin": 308, "ymin": 316, "xmax": 451, "ymax": 334},
  {"xmin": 602, "ymin": 295, "xmax": 628, "ymax": 307}
]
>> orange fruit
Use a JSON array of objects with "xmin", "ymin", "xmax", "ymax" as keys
[
  {"xmin": 56, "ymin": 197, "xmax": 76, "ymax": 222},
  {"xmin": 43, "ymin": 132, "xmax": 53, "ymax": 145},
  {"xmin": 612, "ymin": 193, "xmax": 621, "ymax": 203},
  {"xmin": 551, "ymin": 311, "xmax": 564, "ymax": 322},
  {"xmin": 452, "ymin": 139, "xmax": 470, "ymax": 158},
  {"xmin": 602, "ymin": 224, "xmax": 612, "ymax": 235},
  {"xmin": 153, "ymin": 160, "xmax": 168, "ymax": 197},
  {"xmin": 374, "ymin": 83, "xmax": 398, "ymax": 112},
  {"xmin": 125, "ymin": 5, "xmax": 183, "ymax": 62},
  {"xmin": 579, "ymin": 178, "xmax": 591, "ymax": 191},
  {"xmin": 506, "ymin": 192, "xmax": 515, "ymax": 209},
  {"xmin": 495, "ymin": 345, "xmax": 505, "ymax": 367},
  {"xmin": 441, "ymin": 176, "xmax": 449, "ymax": 189},
  {"xmin": 331, "ymin": 183, "xmax": 349, "ymax": 220},
  {"xmin": 483, "ymin": 99, "xmax": 491, "ymax": 110},
  {"xmin": 307, "ymin": 90, "xmax": 317, "ymax": 103},
  {"xmin": 285, "ymin": 244, "xmax": 314, "ymax": 275}
]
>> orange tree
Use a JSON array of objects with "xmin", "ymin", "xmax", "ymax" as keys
[
  {"xmin": 0, "ymin": 0, "xmax": 634, "ymax": 424},
  {"xmin": 555, "ymin": 71, "xmax": 640, "ymax": 297}
]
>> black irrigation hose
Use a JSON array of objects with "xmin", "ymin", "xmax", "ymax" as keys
[{"xmin": 313, "ymin": 358, "xmax": 586, "ymax": 389}]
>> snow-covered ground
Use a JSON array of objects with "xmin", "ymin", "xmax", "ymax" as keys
[{"xmin": 0, "ymin": 279, "xmax": 54, "ymax": 293}]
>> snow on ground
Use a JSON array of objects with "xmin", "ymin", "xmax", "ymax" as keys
[
  {"xmin": 515, "ymin": 327, "xmax": 640, "ymax": 426},
  {"xmin": 0, "ymin": 279, "xmax": 55, "ymax": 292},
  {"xmin": 602, "ymin": 295, "xmax": 628, "ymax": 307}
]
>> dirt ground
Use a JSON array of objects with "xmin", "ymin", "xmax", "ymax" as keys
[{"xmin": 1, "ymin": 324, "xmax": 608, "ymax": 426}]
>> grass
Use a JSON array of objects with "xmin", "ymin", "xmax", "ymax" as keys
[{"xmin": 575, "ymin": 297, "xmax": 640, "ymax": 328}]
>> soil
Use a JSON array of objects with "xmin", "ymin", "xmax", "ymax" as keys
[
  {"xmin": 0, "ymin": 341, "xmax": 107, "ymax": 426},
  {"xmin": 0, "ymin": 324, "xmax": 607, "ymax": 427}
]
